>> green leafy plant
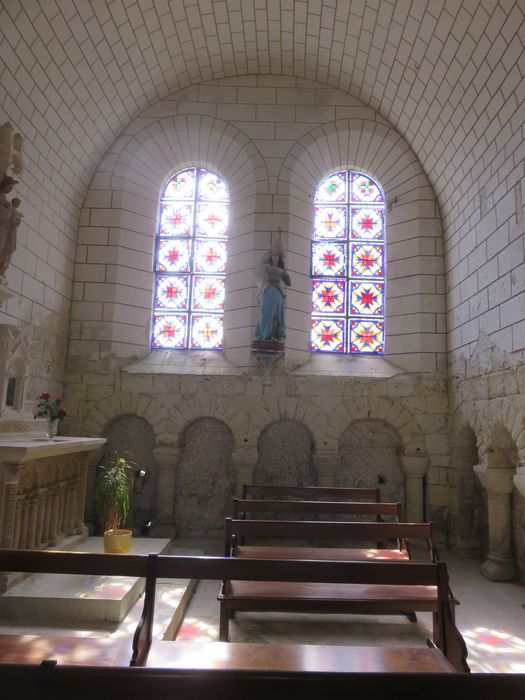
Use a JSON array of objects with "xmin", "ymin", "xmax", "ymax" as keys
[{"xmin": 95, "ymin": 455, "xmax": 134, "ymax": 532}]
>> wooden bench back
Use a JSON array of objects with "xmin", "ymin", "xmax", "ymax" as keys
[
  {"xmin": 242, "ymin": 485, "xmax": 381, "ymax": 501},
  {"xmin": 1, "ymin": 548, "xmax": 447, "ymax": 667},
  {"xmin": 232, "ymin": 498, "xmax": 401, "ymax": 520},
  {"xmin": 225, "ymin": 518, "xmax": 437, "ymax": 560},
  {"xmin": 2, "ymin": 662, "xmax": 525, "ymax": 700}
]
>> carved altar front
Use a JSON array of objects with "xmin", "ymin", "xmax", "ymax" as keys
[{"xmin": 0, "ymin": 435, "xmax": 105, "ymax": 590}]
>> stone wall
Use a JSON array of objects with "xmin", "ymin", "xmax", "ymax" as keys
[
  {"xmin": 70, "ymin": 75, "xmax": 446, "ymax": 372},
  {"xmin": 74, "ymin": 367, "xmax": 448, "ymax": 538},
  {"xmin": 448, "ymin": 333, "xmax": 525, "ymax": 581}
]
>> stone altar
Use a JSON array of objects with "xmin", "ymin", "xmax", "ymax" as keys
[{"xmin": 0, "ymin": 433, "xmax": 105, "ymax": 592}]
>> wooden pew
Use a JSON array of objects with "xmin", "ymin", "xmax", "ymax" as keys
[
  {"xmin": 224, "ymin": 517, "xmax": 437, "ymax": 562},
  {"xmin": 232, "ymin": 498, "xmax": 401, "ymax": 521},
  {"xmin": 218, "ymin": 521, "xmax": 462, "ymax": 660},
  {"xmin": 2, "ymin": 663, "xmax": 525, "ymax": 700},
  {"xmin": 242, "ymin": 484, "xmax": 381, "ymax": 501},
  {"xmin": 0, "ymin": 549, "xmax": 468, "ymax": 673}
]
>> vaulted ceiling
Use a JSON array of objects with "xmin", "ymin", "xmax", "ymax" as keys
[{"xmin": 1, "ymin": 0, "xmax": 524, "ymax": 223}]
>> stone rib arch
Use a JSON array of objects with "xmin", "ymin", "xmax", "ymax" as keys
[
  {"xmin": 83, "ymin": 393, "xmax": 168, "ymax": 439},
  {"xmin": 77, "ymin": 113, "xmax": 269, "ymax": 360},
  {"xmin": 275, "ymin": 117, "xmax": 444, "ymax": 371},
  {"xmin": 458, "ymin": 398, "xmax": 525, "ymax": 466},
  {"xmin": 111, "ymin": 113, "xmax": 268, "ymax": 202}
]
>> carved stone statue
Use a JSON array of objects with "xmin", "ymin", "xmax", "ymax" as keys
[
  {"xmin": 0, "ymin": 175, "xmax": 22, "ymax": 278},
  {"xmin": 0, "ymin": 122, "xmax": 24, "ymax": 280},
  {"xmin": 253, "ymin": 237, "xmax": 291, "ymax": 351}
]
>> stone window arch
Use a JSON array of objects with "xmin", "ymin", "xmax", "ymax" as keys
[
  {"xmin": 151, "ymin": 167, "xmax": 229, "ymax": 350},
  {"xmin": 310, "ymin": 170, "xmax": 385, "ymax": 354}
]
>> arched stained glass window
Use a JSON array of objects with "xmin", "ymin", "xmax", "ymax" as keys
[
  {"xmin": 310, "ymin": 170, "xmax": 385, "ymax": 354},
  {"xmin": 151, "ymin": 167, "xmax": 229, "ymax": 350}
]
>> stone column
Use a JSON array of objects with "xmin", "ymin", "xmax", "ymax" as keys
[
  {"xmin": 232, "ymin": 447, "xmax": 257, "ymax": 495},
  {"xmin": 151, "ymin": 446, "xmax": 178, "ymax": 538},
  {"xmin": 401, "ymin": 455, "xmax": 428, "ymax": 522},
  {"xmin": 474, "ymin": 465, "xmax": 516, "ymax": 581}
]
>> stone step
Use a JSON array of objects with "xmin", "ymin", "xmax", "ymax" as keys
[{"xmin": 0, "ymin": 537, "xmax": 191, "ymax": 626}]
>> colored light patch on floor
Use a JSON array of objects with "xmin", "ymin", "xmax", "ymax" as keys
[
  {"xmin": 462, "ymin": 627, "xmax": 525, "ymax": 672},
  {"xmin": 176, "ymin": 617, "xmax": 219, "ymax": 642}
]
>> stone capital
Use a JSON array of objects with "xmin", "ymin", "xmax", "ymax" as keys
[
  {"xmin": 474, "ymin": 464, "xmax": 515, "ymax": 494},
  {"xmin": 400, "ymin": 455, "xmax": 428, "ymax": 478}
]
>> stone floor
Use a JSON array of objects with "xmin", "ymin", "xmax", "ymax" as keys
[{"xmin": 1, "ymin": 539, "xmax": 524, "ymax": 672}]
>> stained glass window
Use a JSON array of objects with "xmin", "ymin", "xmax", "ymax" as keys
[
  {"xmin": 152, "ymin": 168, "xmax": 229, "ymax": 350},
  {"xmin": 310, "ymin": 171, "xmax": 385, "ymax": 354}
]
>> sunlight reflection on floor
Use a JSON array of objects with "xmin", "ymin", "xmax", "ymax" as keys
[{"xmin": 463, "ymin": 628, "xmax": 525, "ymax": 672}]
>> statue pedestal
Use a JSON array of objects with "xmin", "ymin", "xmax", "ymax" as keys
[
  {"xmin": 252, "ymin": 339, "xmax": 285, "ymax": 352},
  {"xmin": 252, "ymin": 348, "xmax": 284, "ymax": 385}
]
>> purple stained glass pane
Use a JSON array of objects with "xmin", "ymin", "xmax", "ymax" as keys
[
  {"xmin": 350, "ymin": 282, "xmax": 384, "ymax": 316},
  {"xmin": 190, "ymin": 314, "xmax": 224, "ymax": 349},
  {"xmin": 152, "ymin": 313, "xmax": 187, "ymax": 349},
  {"xmin": 350, "ymin": 206, "xmax": 384, "ymax": 240},
  {"xmin": 194, "ymin": 238, "xmax": 227, "ymax": 273},
  {"xmin": 198, "ymin": 169, "xmax": 228, "ymax": 201},
  {"xmin": 160, "ymin": 202, "xmax": 193, "ymax": 236},
  {"xmin": 314, "ymin": 206, "xmax": 346, "ymax": 239},
  {"xmin": 350, "ymin": 319, "xmax": 384, "ymax": 353},
  {"xmin": 157, "ymin": 238, "xmax": 191, "ymax": 273},
  {"xmin": 314, "ymin": 172, "xmax": 347, "ymax": 203},
  {"xmin": 312, "ymin": 242, "xmax": 346, "ymax": 277},
  {"xmin": 350, "ymin": 172, "xmax": 384, "ymax": 203},
  {"xmin": 312, "ymin": 279, "xmax": 346, "ymax": 315},
  {"xmin": 155, "ymin": 275, "xmax": 189, "ymax": 310},
  {"xmin": 310, "ymin": 318, "xmax": 345, "ymax": 353},
  {"xmin": 196, "ymin": 202, "xmax": 229, "ymax": 237},
  {"xmin": 351, "ymin": 243, "xmax": 384, "ymax": 277},
  {"xmin": 192, "ymin": 275, "xmax": 225, "ymax": 311},
  {"xmin": 163, "ymin": 168, "xmax": 196, "ymax": 201}
]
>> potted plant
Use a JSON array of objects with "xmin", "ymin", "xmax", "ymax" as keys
[{"xmin": 95, "ymin": 454, "xmax": 134, "ymax": 553}]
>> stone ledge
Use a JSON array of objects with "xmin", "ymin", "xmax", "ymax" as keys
[
  {"xmin": 122, "ymin": 350, "xmax": 244, "ymax": 376},
  {"xmin": 291, "ymin": 354, "xmax": 405, "ymax": 378}
]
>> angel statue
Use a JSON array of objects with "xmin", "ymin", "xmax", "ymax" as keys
[{"xmin": 253, "ymin": 237, "xmax": 291, "ymax": 350}]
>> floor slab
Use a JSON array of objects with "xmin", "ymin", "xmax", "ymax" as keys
[{"xmin": 0, "ymin": 537, "xmax": 171, "ymax": 624}]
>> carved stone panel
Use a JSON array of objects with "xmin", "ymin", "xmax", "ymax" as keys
[
  {"xmin": 175, "ymin": 418, "xmax": 235, "ymax": 537},
  {"xmin": 254, "ymin": 419, "xmax": 316, "ymax": 486},
  {"xmin": 338, "ymin": 419, "xmax": 404, "ymax": 504}
]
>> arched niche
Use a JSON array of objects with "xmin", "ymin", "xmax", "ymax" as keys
[
  {"xmin": 254, "ymin": 420, "xmax": 316, "ymax": 486},
  {"xmin": 337, "ymin": 419, "xmax": 403, "ymax": 506},
  {"xmin": 99, "ymin": 414, "xmax": 158, "ymax": 534},
  {"xmin": 452, "ymin": 425, "xmax": 487, "ymax": 557},
  {"xmin": 175, "ymin": 417, "xmax": 235, "ymax": 536},
  {"xmin": 0, "ymin": 325, "xmax": 30, "ymax": 418}
]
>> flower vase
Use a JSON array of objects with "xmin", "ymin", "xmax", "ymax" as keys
[{"xmin": 46, "ymin": 418, "xmax": 59, "ymax": 441}]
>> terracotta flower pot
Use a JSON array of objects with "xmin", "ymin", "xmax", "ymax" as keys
[{"xmin": 103, "ymin": 528, "xmax": 132, "ymax": 554}]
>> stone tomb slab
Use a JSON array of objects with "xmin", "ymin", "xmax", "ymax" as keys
[{"xmin": 0, "ymin": 538, "xmax": 175, "ymax": 625}]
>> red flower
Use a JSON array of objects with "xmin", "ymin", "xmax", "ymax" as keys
[
  {"xmin": 55, "ymin": 397, "xmax": 62, "ymax": 404},
  {"xmin": 40, "ymin": 393, "xmax": 50, "ymax": 400},
  {"xmin": 58, "ymin": 408, "xmax": 68, "ymax": 418}
]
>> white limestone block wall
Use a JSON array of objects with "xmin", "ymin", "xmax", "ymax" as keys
[{"xmin": 72, "ymin": 75, "xmax": 446, "ymax": 372}]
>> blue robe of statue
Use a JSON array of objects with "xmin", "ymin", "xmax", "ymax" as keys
[{"xmin": 254, "ymin": 258, "xmax": 291, "ymax": 342}]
